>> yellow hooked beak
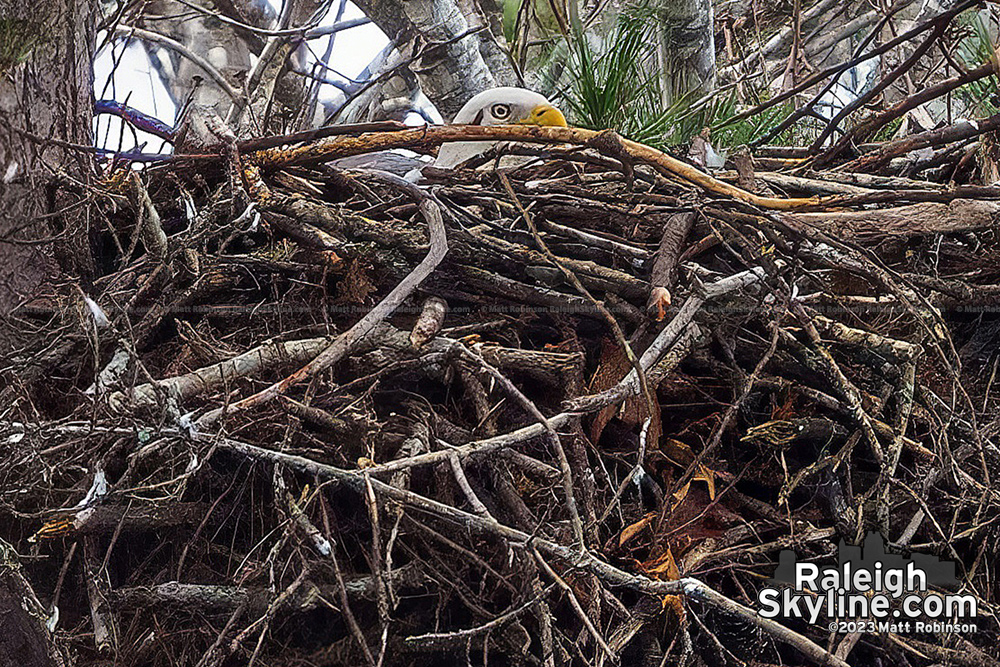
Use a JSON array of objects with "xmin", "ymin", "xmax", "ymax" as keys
[{"xmin": 519, "ymin": 104, "xmax": 568, "ymax": 127}]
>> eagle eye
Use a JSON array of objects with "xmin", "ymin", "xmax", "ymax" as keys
[{"xmin": 490, "ymin": 103, "xmax": 512, "ymax": 120}]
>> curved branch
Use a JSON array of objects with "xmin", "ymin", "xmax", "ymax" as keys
[
  {"xmin": 196, "ymin": 171, "xmax": 448, "ymax": 429},
  {"xmin": 252, "ymin": 125, "xmax": 826, "ymax": 210}
]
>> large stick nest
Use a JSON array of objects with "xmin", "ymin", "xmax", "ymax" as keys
[{"xmin": 2, "ymin": 125, "xmax": 999, "ymax": 666}]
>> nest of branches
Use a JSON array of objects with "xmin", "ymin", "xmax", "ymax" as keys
[{"xmin": 2, "ymin": 124, "xmax": 999, "ymax": 667}]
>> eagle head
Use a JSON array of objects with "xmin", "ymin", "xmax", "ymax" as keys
[
  {"xmin": 436, "ymin": 87, "xmax": 567, "ymax": 169},
  {"xmin": 452, "ymin": 87, "xmax": 568, "ymax": 128}
]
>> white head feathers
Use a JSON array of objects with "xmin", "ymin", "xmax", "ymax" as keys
[{"xmin": 436, "ymin": 87, "xmax": 567, "ymax": 169}]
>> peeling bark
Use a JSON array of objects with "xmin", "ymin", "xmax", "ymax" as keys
[
  {"xmin": 0, "ymin": 0, "xmax": 97, "ymax": 316},
  {"xmin": 658, "ymin": 0, "xmax": 715, "ymax": 106},
  {"xmin": 352, "ymin": 0, "xmax": 505, "ymax": 119},
  {"xmin": 0, "ymin": 540, "xmax": 64, "ymax": 667}
]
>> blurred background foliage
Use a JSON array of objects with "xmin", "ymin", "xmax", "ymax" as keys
[{"xmin": 499, "ymin": 0, "xmax": 1000, "ymax": 154}]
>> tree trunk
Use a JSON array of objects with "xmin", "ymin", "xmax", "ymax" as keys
[
  {"xmin": 143, "ymin": 0, "xmax": 257, "ymax": 115},
  {"xmin": 658, "ymin": 0, "xmax": 715, "ymax": 107},
  {"xmin": 352, "ymin": 0, "xmax": 509, "ymax": 119},
  {"xmin": 0, "ymin": 0, "xmax": 98, "ymax": 315},
  {"xmin": 0, "ymin": 539, "xmax": 65, "ymax": 667},
  {"xmin": 0, "ymin": 6, "xmax": 96, "ymax": 658},
  {"xmin": 236, "ymin": 0, "xmax": 331, "ymax": 135}
]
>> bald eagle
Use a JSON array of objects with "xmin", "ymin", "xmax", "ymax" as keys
[
  {"xmin": 331, "ymin": 87, "xmax": 567, "ymax": 177},
  {"xmin": 435, "ymin": 87, "xmax": 567, "ymax": 169}
]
